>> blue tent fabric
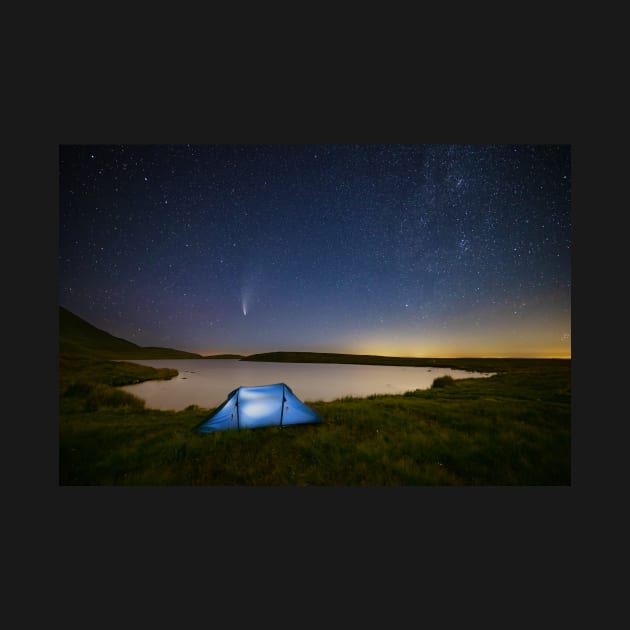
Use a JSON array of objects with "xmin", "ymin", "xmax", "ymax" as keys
[{"xmin": 195, "ymin": 383, "xmax": 321, "ymax": 433}]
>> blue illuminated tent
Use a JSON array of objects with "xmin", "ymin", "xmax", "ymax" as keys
[{"xmin": 195, "ymin": 383, "xmax": 321, "ymax": 433}]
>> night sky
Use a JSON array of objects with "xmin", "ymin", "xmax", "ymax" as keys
[{"xmin": 59, "ymin": 144, "xmax": 571, "ymax": 358}]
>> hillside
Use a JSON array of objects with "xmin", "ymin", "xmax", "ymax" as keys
[
  {"xmin": 59, "ymin": 306, "xmax": 203, "ymax": 359},
  {"xmin": 242, "ymin": 351, "xmax": 568, "ymax": 373}
]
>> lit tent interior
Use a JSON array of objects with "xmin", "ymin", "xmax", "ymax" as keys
[{"xmin": 195, "ymin": 383, "xmax": 321, "ymax": 432}]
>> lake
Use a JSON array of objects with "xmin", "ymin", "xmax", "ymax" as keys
[{"xmin": 120, "ymin": 359, "xmax": 494, "ymax": 411}]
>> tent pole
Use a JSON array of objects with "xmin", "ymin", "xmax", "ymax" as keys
[{"xmin": 279, "ymin": 384, "xmax": 286, "ymax": 427}]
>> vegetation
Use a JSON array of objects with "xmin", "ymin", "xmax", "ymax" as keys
[
  {"xmin": 431, "ymin": 374, "xmax": 456, "ymax": 388},
  {"xmin": 58, "ymin": 306, "xmax": 570, "ymax": 485},
  {"xmin": 60, "ymin": 355, "xmax": 178, "ymax": 413},
  {"xmin": 59, "ymin": 357, "xmax": 570, "ymax": 486}
]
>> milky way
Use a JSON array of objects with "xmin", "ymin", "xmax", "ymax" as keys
[{"xmin": 59, "ymin": 144, "xmax": 571, "ymax": 357}]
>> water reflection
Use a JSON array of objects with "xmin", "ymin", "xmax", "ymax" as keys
[{"xmin": 120, "ymin": 359, "xmax": 494, "ymax": 411}]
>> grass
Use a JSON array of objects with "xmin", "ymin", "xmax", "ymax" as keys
[
  {"xmin": 60, "ymin": 355, "xmax": 178, "ymax": 413},
  {"xmin": 59, "ymin": 355, "xmax": 571, "ymax": 486}
]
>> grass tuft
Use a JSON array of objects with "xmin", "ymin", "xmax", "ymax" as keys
[{"xmin": 431, "ymin": 375, "xmax": 456, "ymax": 388}]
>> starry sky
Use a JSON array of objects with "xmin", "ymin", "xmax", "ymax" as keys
[{"xmin": 59, "ymin": 144, "xmax": 571, "ymax": 358}]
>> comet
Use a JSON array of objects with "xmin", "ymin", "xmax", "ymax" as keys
[
  {"xmin": 241, "ymin": 290, "xmax": 250, "ymax": 316},
  {"xmin": 240, "ymin": 266, "xmax": 263, "ymax": 317}
]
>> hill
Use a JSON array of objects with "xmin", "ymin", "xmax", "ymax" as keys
[
  {"xmin": 242, "ymin": 351, "xmax": 568, "ymax": 373},
  {"xmin": 59, "ymin": 306, "xmax": 203, "ymax": 359}
]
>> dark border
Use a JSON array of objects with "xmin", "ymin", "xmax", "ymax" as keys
[{"xmin": 24, "ymin": 50, "xmax": 596, "ymax": 612}]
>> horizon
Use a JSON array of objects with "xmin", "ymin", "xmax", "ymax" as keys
[
  {"xmin": 60, "ymin": 303, "xmax": 571, "ymax": 360},
  {"xmin": 59, "ymin": 144, "xmax": 571, "ymax": 360}
]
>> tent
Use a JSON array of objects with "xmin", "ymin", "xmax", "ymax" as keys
[{"xmin": 195, "ymin": 383, "xmax": 321, "ymax": 433}]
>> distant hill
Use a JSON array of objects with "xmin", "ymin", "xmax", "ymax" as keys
[
  {"xmin": 242, "ymin": 351, "xmax": 468, "ymax": 368},
  {"xmin": 242, "ymin": 351, "xmax": 458, "ymax": 366},
  {"xmin": 242, "ymin": 351, "xmax": 566, "ymax": 372},
  {"xmin": 59, "ymin": 306, "xmax": 203, "ymax": 359},
  {"xmin": 202, "ymin": 354, "xmax": 245, "ymax": 359}
]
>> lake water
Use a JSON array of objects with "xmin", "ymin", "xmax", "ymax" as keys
[{"xmin": 120, "ymin": 359, "xmax": 494, "ymax": 411}]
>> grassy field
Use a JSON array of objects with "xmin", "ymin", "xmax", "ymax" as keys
[{"xmin": 59, "ymin": 355, "xmax": 571, "ymax": 486}]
